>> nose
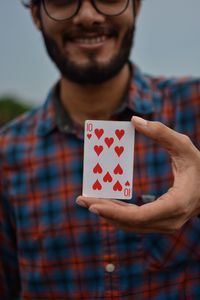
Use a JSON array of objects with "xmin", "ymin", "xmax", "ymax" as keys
[{"xmin": 73, "ymin": 0, "xmax": 105, "ymax": 27}]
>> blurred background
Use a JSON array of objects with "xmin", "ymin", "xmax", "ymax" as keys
[{"xmin": 0, "ymin": 0, "xmax": 200, "ymax": 125}]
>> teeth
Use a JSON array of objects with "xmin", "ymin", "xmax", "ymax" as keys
[{"xmin": 75, "ymin": 36, "xmax": 106, "ymax": 45}]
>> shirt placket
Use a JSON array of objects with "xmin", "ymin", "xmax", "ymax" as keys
[{"xmin": 99, "ymin": 217, "xmax": 121, "ymax": 299}]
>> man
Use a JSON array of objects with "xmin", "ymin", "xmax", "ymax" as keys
[{"xmin": 0, "ymin": 0, "xmax": 200, "ymax": 298}]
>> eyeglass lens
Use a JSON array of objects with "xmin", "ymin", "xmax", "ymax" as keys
[{"xmin": 43, "ymin": 0, "xmax": 130, "ymax": 21}]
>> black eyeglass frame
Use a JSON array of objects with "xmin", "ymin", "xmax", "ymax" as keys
[{"xmin": 42, "ymin": 0, "xmax": 131, "ymax": 21}]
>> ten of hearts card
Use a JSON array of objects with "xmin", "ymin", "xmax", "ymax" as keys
[{"xmin": 82, "ymin": 120, "xmax": 135, "ymax": 200}]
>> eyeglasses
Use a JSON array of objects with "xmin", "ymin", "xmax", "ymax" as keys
[{"xmin": 42, "ymin": 0, "xmax": 130, "ymax": 21}]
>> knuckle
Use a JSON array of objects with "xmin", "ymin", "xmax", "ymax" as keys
[
  {"xmin": 172, "ymin": 223, "xmax": 183, "ymax": 232},
  {"xmin": 174, "ymin": 203, "xmax": 189, "ymax": 220},
  {"xmin": 174, "ymin": 201, "xmax": 186, "ymax": 213},
  {"xmin": 167, "ymin": 222, "xmax": 183, "ymax": 233},
  {"xmin": 179, "ymin": 133, "xmax": 192, "ymax": 147},
  {"xmin": 152, "ymin": 121, "xmax": 164, "ymax": 132}
]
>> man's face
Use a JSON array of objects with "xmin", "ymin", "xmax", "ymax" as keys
[{"xmin": 32, "ymin": 0, "xmax": 139, "ymax": 84}]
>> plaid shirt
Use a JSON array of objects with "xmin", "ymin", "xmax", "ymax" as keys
[{"xmin": 0, "ymin": 64, "xmax": 200, "ymax": 300}]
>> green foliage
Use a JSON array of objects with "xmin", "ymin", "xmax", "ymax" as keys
[{"xmin": 0, "ymin": 95, "xmax": 32, "ymax": 126}]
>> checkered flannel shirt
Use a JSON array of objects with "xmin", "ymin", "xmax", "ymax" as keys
[{"xmin": 0, "ymin": 65, "xmax": 200, "ymax": 299}]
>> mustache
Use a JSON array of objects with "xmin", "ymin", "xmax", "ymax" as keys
[{"xmin": 63, "ymin": 25, "xmax": 118, "ymax": 40}]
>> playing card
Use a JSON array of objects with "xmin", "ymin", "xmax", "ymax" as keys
[{"xmin": 82, "ymin": 120, "xmax": 135, "ymax": 200}]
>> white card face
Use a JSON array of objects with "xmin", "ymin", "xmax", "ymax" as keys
[{"xmin": 82, "ymin": 120, "xmax": 135, "ymax": 200}]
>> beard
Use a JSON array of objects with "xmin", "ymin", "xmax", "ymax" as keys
[{"xmin": 41, "ymin": 23, "xmax": 135, "ymax": 85}]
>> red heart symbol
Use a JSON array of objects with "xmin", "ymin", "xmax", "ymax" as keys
[
  {"xmin": 115, "ymin": 129, "xmax": 125, "ymax": 140},
  {"xmin": 95, "ymin": 128, "xmax": 104, "ymax": 139},
  {"xmin": 94, "ymin": 145, "xmax": 103, "ymax": 156},
  {"xmin": 103, "ymin": 172, "xmax": 112, "ymax": 183},
  {"xmin": 125, "ymin": 181, "xmax": 130, "ymax": 186},
  {"xmin": 113, "ymin": 180, "xmax": 122, "ymax": 191},
  {"xmin": 87, "ymin": 133, "xmax": 92, "ymax": 139},
  {"xmin": 92, "ymin": 179, "xmax": 102, "ymax": 190},
  {"xmin": 104, "ymin": 137, "xmax": 114, "ymax": 148},
  {"xmin": 113, "ymin": 164, "xmax": 123, "ymax": 175},
  {"xmin": 93, "ymin": 163, "xmax": 102, "ymax": 174},
  {"xmin": 114, "ymin": 146, "xmax": 124, "ymax": 157}
]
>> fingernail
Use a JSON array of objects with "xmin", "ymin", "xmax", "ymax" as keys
[
  {"xmin": 132, "ymin": 116, "xmax": 148, "ymax": 126},
  {"xmin": 89, "ymin": 206, "xmax": 99, "ymax": 215},
  {"xmin": 76, "ymin": 198, "xmax": 88, "ymax": 208}
]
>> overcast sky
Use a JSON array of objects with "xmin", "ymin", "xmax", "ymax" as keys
[{"xmin": 0, "ymin": 0, "xmax": 200, "ymax": 106}]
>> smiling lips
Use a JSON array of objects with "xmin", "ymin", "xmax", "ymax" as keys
[
  {"xmin": 74, "ymin": 35, "xmax": 107, "ymax": 45},
  {"xmin": 64, "ymin": 25, "xmax": 117, "ymax": 48}
]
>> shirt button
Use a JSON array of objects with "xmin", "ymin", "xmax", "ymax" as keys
[
  {"xmin": 105, "ymin": 263, "xmax": 115, "ymax": 273},
  {"xmin": 63, "ymin": 125, "xmax": 69, "ymax": 132},
  {"xmin": 141, "ymin": 194, "xmax": 156, "ymax": 203}
]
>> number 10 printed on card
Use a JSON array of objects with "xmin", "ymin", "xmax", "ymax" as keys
[{"xmin": 82, "ymin": 120, "xmax": 135, "ymax": 200}]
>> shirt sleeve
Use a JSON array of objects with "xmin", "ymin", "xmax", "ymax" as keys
[{"xmin": 0, "ymin": 171, "xmax": 21, "ymax": 299}]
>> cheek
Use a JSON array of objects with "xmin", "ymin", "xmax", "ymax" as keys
[
  {"xmin": 40, "ymin": 10, "xmax": 64, "ymax": 40},
  {"xmin": 114, "ymin": 7, "xmax": 134, "ymax": 34},
  {"xmin": 114, "ymin": 16, "xmax": 134, "ymax": 42},
  {"xmin": 42, "ymin": 24, "xmax": 64, "ymax": 50}
]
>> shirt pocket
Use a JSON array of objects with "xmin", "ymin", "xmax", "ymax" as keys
[
  {"xmin": 18, "ymin": 221, "xmax": 104, "ymax": 299},
  {"xmin": 142, "ymin": 218, "xmax": 200, "ymax": 271},
  {"xmin": 19, "ymin": 221, "xmax": 81, "ymax": 266},
  {"xmin": 18, "ymin": 223, "xmax": 80, "ymax": 296}
]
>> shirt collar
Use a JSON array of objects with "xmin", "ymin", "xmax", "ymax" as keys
[
  {"xmin": 37, "ymin": 63, "xmax": 156, "ymax": 137},
  {"xmin": 37, "ymin": 82, "xmax": 83, "ymax": 138},
  {"xmin": 128, "ymin": 64, "xmax": 155, "ymax": 115},
  {"xmin": 36, "ymin": 87, "xmax": 58, "ymax": 137}
]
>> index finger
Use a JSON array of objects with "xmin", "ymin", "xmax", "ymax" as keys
[
  {"xmin": 132, "ymin": 116, "xmax": 197, "ymax": 156},
  {"xmin": 77, "ymin": 192, "xmax": 180, "ymax": 228}
]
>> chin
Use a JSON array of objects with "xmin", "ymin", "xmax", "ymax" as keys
[{"xmin": 43, "ymin": 25, "xmax": 134, "ymax": 85}]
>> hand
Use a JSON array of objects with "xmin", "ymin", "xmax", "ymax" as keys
[{"xmin": 76, "ymin": 116, "xmax": 200, "ymax": 234}]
